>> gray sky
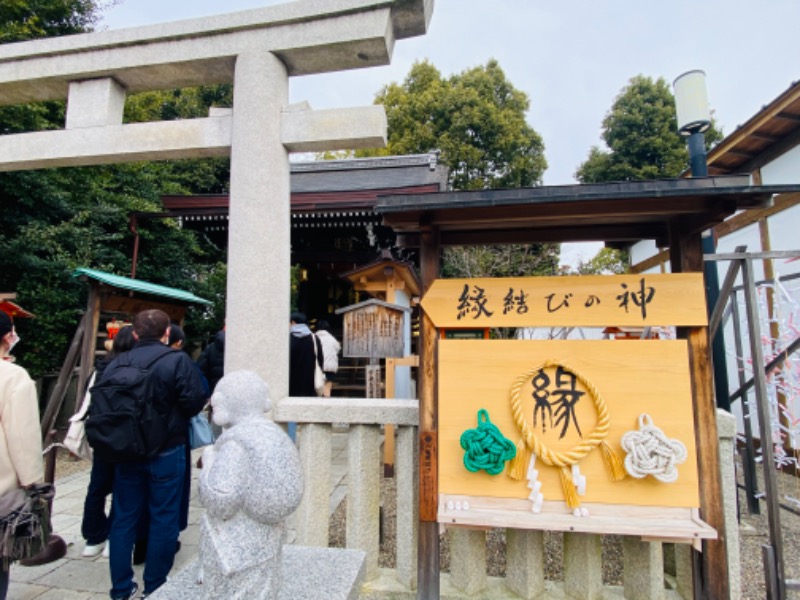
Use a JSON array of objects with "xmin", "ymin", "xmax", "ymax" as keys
[
  {"xmin": 101, "ymin": 0, "xmax": 800, "ymax": 185},
  {"xmin": 100, "ymin": 0, "xmax": 800, "ymax": 265}
]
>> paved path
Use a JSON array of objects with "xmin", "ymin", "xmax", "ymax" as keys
[{"xmin": 8, "ymin": 435, "xmax": 349, "ymax": 599}]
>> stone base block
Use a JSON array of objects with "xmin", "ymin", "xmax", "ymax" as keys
[{"xmin": 150, "ymin": 545, "xmax": 366, "ymax": 600}]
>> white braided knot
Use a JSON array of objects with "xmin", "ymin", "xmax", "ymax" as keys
[{"xmin": 620, "ymin": 414, "xmax": 686, "ymax": 483}]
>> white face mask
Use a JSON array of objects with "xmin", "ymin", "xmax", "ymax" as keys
[{"xmin": 6, "ymin": 330, "xmax": 19, "ymax": 352}]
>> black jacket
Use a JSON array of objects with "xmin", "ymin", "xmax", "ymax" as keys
[
  {"xmin": 101, "ymin": 340, "xmax": 206, "ymax": 451},
  {"xmin": 197, "ymin": 331, "xmax": 225, "ymax": 393},
  {"xmin": 289, "ymin": 333, "xmax": 323, "ymax": 397}
]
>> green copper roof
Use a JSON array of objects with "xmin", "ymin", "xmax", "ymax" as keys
[{"xmin": 73, "ymin": 268, "xmax": 212, "ymax": 306}]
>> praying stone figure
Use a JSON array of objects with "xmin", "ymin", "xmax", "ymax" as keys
[{"xmin": 198, "ymin": 370, "xmax": 304, "ymax": 600}]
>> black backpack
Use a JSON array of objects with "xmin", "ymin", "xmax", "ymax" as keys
[{"xmin": 85, "ymin": 347, "xmax": 175, "ymax": 462}]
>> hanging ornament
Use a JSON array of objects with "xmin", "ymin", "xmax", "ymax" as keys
[
  {"xmin": 620, "ymin": 413, "xmax": 687, "ymax": 483},
  {"xmin": 460, "ymin": 409, "xmax": 517, "ymax": 475}
]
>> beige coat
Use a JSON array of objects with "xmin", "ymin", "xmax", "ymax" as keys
[{"xmin": 0, "ymin": 359, "xmax": 43, "ymax": 497}]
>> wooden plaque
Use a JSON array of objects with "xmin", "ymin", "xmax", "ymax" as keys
[
  {"xmin": 421, "ymin": 274, "xmax": 707, "ymax": 328},
  {"xmin": 437, "ymin": 339, "xmax": 712, "ymax": 539}
]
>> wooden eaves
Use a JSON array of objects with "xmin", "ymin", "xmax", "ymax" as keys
[{"xmin": 374, "ymin": 175, "xmax": 800, "ymax": 248}]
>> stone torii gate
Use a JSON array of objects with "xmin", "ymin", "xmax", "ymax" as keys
[{"xmin": 0, "ymin": 0, "xmax": 433, "ymax": 403}]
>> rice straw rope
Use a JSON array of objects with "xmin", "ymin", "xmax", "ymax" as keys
[{"xmin": 508, "ymin": 359, "xmax": 625, "ymax": 508}]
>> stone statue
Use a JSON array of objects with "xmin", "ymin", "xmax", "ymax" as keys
[{"xmin": 198, "ymin": 370, "xmax": 304, "ymax": 600}]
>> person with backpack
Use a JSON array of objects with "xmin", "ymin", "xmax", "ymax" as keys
[
  {"xmin": 313, "ymin": 319, "xmax": 341, "ymax": 398},
  {"xmin": 78, "ymin": 325, "xmax": 136, "ymax": 559},
  {"xmin": 88, "ymin": 309, "xmax": 206, "ymax": 600}
]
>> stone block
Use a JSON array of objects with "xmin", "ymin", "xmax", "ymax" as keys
[
  {"xmin": 623, "ymin": 537, "xmax": 664, "ymax": 600},
  {"xmin": 563, "ymin": 532, "xmax": 602, "ymax": 600},
  {"xmin": 149, "ymin": 546, "xmax": 366, "ymax": 600},
  {"xmin": 675, "ymin": 543, "xmax": 693, "ymax": 599},
  {"xmin": 346, "ymin": 425, "xmax": 381, "ymax": 580},
  {"xmin": 295, "ymin": 423, "xmax": 332, "ymax": 547},
  {"xmin": 394, "ymin": 425, "xmax": 418, "ymax": 590},
  {"xmin": 506, "ymin": 529, "xmax": 544, "ymax": 599},
  {"xmin": 449, "ymin": 527, "xmax": 486, "ymax": 595},
  {"xmin": 66, "ymin": 78, "xmax": 125, "ymax": 129}
]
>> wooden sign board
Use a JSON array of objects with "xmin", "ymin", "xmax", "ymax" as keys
[
  {"xmin": 421, "ymin": 274, "xmax": 707, "ymax": 328},
  {"xmin": 336, "ymin": 299, "xmax": 411, "ymax": 359},
  {"xmin": 438, "ymin": 339, "xmax": 715, "ymax": 541}
]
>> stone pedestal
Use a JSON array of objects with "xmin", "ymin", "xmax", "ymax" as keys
[{"xmin": 150, "ymin": 546, "xmax": 366, "ymax": 600}]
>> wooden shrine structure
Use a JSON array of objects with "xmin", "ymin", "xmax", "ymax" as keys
[
  {"xmin": 374, "ymin": 175, "xmax": 800, "ymax": 600},
  {"xmin": 39, "ymin": 268, "xmax": 211, "ymax": 441}
]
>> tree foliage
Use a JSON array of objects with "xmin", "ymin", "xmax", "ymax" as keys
[
  {"xmin": 0, "ymin": 0, "xmax": 107, "ymax": 43},
  {"xmin": 362, "ymin": 59, "xmax": 547, "ymax": 190},
  {"xmin": 0, "ymin": 5, "xmax": 233, "ymax": 376},
  {"xmin": 575, "ymin": 75, "xmax": 723, "ymax": 183},
  {"xmin": 365, "ymin": 59, "xmax": 558, "ymax": 286},
  {"xmin": 571, "ymin": 247, "xmax": 629, "ymax": 275},
  {"xmin": 441, "ymin": 244, "xmax": 559, "ymax": 279}
]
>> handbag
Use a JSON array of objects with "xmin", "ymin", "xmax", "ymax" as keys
[
  {"xmin": 312, "ymin": 334, "xmax": 326, "ymax": 396},
  {"xmin": 0, "ymin": 483, "xmax": 54, "ymax": 568},
  {"xmin": 64, "ymin": 372, "xmax": 95, "ymax": 461},
  {"xmin": 188, "ymin": 411, "xmax": 214, "ymax": 449}
]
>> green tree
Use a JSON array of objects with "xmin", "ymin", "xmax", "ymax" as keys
[
  {"xmin": 575, "ymin": 75, "xmax": 723, "ymax": 183},
  {"xmin": 363, "ymin": 59, "xmax": 547, "ymax": 190},
  {"xmin": 572, "ymin": 247, "xmax": 629, "ymax": 275},
  {"xmin": 365, "ymin": 59, "xmax": 558, "ymax": 294},
  {"xmin": 0, "ymin": 0, "xmax": 106, "ymax": 43},
  {"xmin": 441, "ymin": 244, "xmax": 559, "ymax": 279}
]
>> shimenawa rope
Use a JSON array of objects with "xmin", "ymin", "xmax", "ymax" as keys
[{"xmin": 508, "ymin": 359, "xmax": 625, "ymax": 508}]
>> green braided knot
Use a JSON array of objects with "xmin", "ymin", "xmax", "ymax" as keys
[{"xmin": 460, "ymin": 409, "xmax": 517, "ymax": 475}]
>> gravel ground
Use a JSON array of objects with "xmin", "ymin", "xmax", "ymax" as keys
[{"xmin": 736, "ymin": 456, "xmax": 800, "ymax": 599}]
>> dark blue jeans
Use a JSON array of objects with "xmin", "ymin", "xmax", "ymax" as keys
[
  {"xmin": 108, "ymin": 445, "xmax": 185, "ymax": 598},
  {"xmin": 0, "ymin": 564, "xmax": 8, "ymax": 600},
  {"xmin": 82, "ymin": 457, "xmax": 115, "ymax": 545}
]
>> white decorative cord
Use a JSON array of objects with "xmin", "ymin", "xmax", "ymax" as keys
[{"xmin": 620, "ymin": 414, "xmax": 687, "ymax": 483}]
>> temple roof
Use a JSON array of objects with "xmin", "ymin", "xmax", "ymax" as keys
[{"xmin": 374, "ymin": 175, "xmax": 800, "ymax": 247}]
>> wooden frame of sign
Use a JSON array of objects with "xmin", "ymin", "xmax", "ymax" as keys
[{"xmin": 423, "ymin": 274, "xmax": 716, "ymax": 544}]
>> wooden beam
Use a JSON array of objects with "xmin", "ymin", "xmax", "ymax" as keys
[
  {"xmin": 417, "ymin": 219, "xmax": 440, "ymax": 599},
  {"xmin": 707, "ymin": 83, "xmax": 800, "ymax": 167},
  {"xmin": 630, "ymin": 249, "xmax": 669, "ymax": 274},
  {"xmin": 713, "ymin": 192, "xmax": 800, "ymax": 238},
  {"xmin": 40, "ymin": 313, "xmax": 87, "ymax": 439},
  {"xmin": 76, "ymin": 284, "xmax": 101, "ymax": 414},
  {"xmin": 631, "ymin": 193, "xmax": 800, "ymax": 273},
  {"xmin": 737, "ymin": 127, "xmax": 800, "ymax": 176},
  {"xmin": 669, "ymin": 220, "xmax": 730, "ymax": 600},
  {"xmin": 398, "ymin": 223, "xmax": 669, "ymax": 248}
]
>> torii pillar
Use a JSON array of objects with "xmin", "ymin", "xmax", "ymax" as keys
[{"xmin": 0, "ymin": 0, "xmax": 434, "ymax": 404}]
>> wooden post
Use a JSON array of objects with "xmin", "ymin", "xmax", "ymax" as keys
[
  {"xmin": 418, "ymin": 222, "xmax": 440, "ymax": 599},
  {"xmin": 385, "ymin": 358, "xmax": 397, "ymax": 477},
  {"xmin": 759, "ymin": 219, "xmax": 792, "ymax": 454},
  {"xmin": 76, "ymin": 283, "xmax": 101, "ymax": 410},
  {"xmin": 384, "ymin": 269, "xmax": 397, "ymax": 477},
  {"xmin": 669, "ymin": 222, "xmax": 730, "ymax": 600},
  {"xmin": 40, "ymin": 313, "xmax": 87, "ymax": 439},
  {"xmin": 365, "ymin": 359, "xmax": 381, "ymax": 398}
]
